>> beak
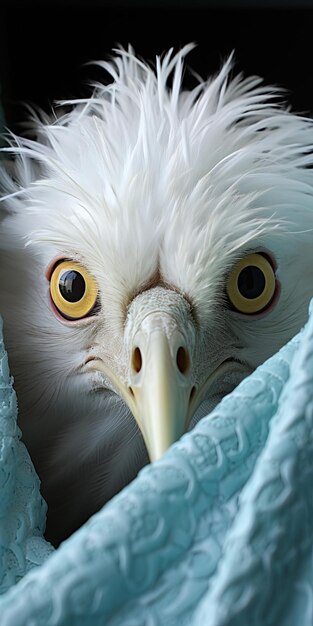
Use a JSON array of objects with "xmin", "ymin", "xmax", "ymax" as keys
[
  {"xmin": 88, "ymin": 289, "xmax": 198, "ymax": 463},
  {"xmin": 127, "ymin": 312, "xmax": 195, "ymax": 461}
]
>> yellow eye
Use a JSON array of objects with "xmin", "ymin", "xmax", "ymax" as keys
[
  {"xmin": 50, "ymin": 260, "xmax": 98, "ymax": 320},
  {"xmin": 226, "ymin": 253, "xmax": 276, "ymax": 315}
]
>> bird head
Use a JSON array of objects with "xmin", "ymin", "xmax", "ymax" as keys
[{"xmin": 1, "ymin": 44, "xmax": 313, "ymax": 542}]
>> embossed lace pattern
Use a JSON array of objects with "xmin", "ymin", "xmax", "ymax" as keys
[{"xmin": 0, "ymin": 308, "xmax": 312, "ymax": 626}]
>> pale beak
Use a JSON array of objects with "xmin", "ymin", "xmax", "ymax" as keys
[
  {"xmin": 88, "ymin": 289, "xmax": 199, "ymax": 462},
  {"xmin": 127, "ymin": 312, "xmax": 195, "ymax": 461}
]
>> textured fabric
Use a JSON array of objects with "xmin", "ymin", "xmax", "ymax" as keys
[{"xmin": 0, "ymin": 305, "xmax": 312, "ymax": 625}]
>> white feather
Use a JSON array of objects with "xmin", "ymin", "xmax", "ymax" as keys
[{"xmin": 1, "ymin": 44, "xmax": 313, "ymax": 543}]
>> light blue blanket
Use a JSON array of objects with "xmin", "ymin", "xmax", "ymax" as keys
[{"xmin": 0, "ymin": 302, "xmax": 312, "ymax": 626}]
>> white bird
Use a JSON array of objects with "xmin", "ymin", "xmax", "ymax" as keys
[{"xmin": 1, "ymin": 45, "xmax": 313, "ymax": 546}]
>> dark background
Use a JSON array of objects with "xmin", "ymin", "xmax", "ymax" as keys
[{"xmin": 1, "ymin": 1, "xmax": 313, "ymax": 132}]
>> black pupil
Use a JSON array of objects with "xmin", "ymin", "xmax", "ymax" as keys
[
  {"xmin": 237, "ymin": 266, "xmax": 265, "ymax": 299},
  {"xmin": 59, "ymin": 270, "xmax": 86, "ymax": 302}
]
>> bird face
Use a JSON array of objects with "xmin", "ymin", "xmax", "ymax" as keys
[
  {"xmin": 1, "ymin": 45, "xmax": 313, "ymax": 544},
  {"xmin": 46, "ymin": 253, "xmax": 275, "ymax": 463}
]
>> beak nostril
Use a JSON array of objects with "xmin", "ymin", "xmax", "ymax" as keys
[
  {"xmin": 190, "ymin": 386, "xmax": 196, "ymax": 401},
  {"xmin": 132, "ymin": 346, "xmax": 142, "ymax": 373},
  {"xmin": 176, "ymin": 346, "xmax": 189, "ymax": 375}
]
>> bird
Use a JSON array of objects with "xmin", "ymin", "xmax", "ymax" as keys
[{"xmin": 1, "ymin": 44, "xmax": 313, "ymax": 546}]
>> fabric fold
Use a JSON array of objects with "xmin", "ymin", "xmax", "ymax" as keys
[{"xmin": 0, "ymin": 306, "xmax": 311, "ymax": 626}]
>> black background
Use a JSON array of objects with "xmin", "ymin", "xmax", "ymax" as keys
[{"xmin": 1, "ymin": 2, "xmax": 313, "ymax": 131}]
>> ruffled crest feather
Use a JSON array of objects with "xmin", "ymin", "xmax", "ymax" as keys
[{"xmin": 1, "ymin": 44, "xmax": 313, "ymax": 322}]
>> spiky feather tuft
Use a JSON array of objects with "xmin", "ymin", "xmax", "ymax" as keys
[{"xmin": 2, "ymin": 45, "xmax": 313, "ymax": 321}]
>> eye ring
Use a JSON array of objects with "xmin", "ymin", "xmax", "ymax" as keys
[
  {"xmin": 49, "ymin": 260, "xmax": 98, "ymax": 320},
  {"xmin": 226, "ymin": 253, "xmax": 276, "ymax": 315}
]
